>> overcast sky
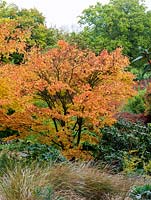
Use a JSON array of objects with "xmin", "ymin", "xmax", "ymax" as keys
[{"xmin": 5, "ymin": 0, "xmax": 151, "ymax": 30}]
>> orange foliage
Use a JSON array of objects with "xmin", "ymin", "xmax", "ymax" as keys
[
  {"xmin": 0, "ymin": 19, "xmax": 30, "ymax": 62},
  {"xmin": 0, "ymin": 33, "xmax": 135, "ymax": 159},
  {"xmin": 0, "ymin": 20, "xmax": 32, "ymax": 134}
]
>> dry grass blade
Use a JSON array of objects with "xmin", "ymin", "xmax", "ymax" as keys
[
  {"xmin": 0, "ymin": 164, "xmax": 48, "ymax": 200},
  {"xmin": 46, "ymin": 162, "xmax": 132, "ymax": 200},
  {"xmin": 0, "ymin": 162, "xmax": 134, "ymax": 200}
]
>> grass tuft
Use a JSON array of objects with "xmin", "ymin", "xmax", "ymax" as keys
[{"xmin": 0, "ymin": 162, "xmax": 133, "ymax": 200}]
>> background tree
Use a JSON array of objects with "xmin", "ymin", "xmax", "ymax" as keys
[
  {"xmin": 0, "ymin": 19, "xmax": 30, "ymax": 64},
  {"xmin": 77, "ymin": 0, "xmax": 151, "ymax": 75},
  {"xmin": 0, "ymin": 1, "xmax": 64, "ymax": 50}
]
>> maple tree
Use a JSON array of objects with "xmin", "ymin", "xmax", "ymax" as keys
[
  {"xmin": 0, "ymin": 18, "xmax": 31, "ymax": 66},
  {"xmin": 0, "ymin": 19, "xmax": 33, "ymax": 139},
  {"xmin": 0, "ymin": 20, "xmax": 135, "ymax": 158}
]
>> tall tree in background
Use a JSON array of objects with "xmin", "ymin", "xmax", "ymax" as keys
[
  {"xmin": 0, "ymin": 19, "xmax": 30, "ymax": 64},
  {"xmin": 77, "ymin": 0, "xmax": 151, "ymax": 71},
  {"xmin": 0, "ymin": 1, "xmax": 63, "ymax": 49}
]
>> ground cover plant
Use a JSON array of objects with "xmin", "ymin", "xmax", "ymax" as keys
[
  {"xmin": 129, "ymin": 184, "xmax": 151, "ymax": 200},
  {"xmin": 98, "ymin": 119, "xmax": 151, "ymax": 173},
  {"xmin": 0, "ymin": 140, "xmax": 66, "ymax": 176}
]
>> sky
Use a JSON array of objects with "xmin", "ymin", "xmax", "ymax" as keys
[{"xmin": 5, "ymin": 0, "xmax": 151, "ymax": 31}]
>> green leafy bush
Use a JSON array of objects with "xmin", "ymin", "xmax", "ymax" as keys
[
  {"xmin": 98, "ymin": 119, "xmax": 151, "ymax": 172},
  {"xmin": 122, "ymin": 153, "xmax": 143, "ymax": 175},
  {"xmin": 0, "ymin": 140, "xmax": 66, "ymax": 175},
  {"xmin": 144, "ymin": 84, "xmax": 151, "ymax": 116},
  {"xmin": 129, "ymin": 184, "xmax": 151, "ymax": 200},
  {"xmin": 123, "ymin": 90, "xmax": 145, "ymax": 114},
  {"xmin": 25, "ymin": 143, "xmax": 66, "ymax": 163}
]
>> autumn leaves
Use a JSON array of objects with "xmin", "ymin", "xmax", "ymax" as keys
[{"xmin": 0, "ymin": 23, "xmax": 135, "ymax": 159}]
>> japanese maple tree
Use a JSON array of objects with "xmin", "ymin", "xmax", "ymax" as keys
[
  {"xmin": 0, "ymin": 33, "xmax": 135, "ymax": 158},
  {"xmin": 0, "ymin": 19, "xmax": 32, "ymax": 137}
]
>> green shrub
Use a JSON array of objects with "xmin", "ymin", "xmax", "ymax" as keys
[
  {"xmin": 144, "ymin": 83, "xmax": 151, "ymax": 116},
  {"xmin": 98, "ymin": 119, "xmax": 151, "ymax": 172},
  {"xmin": 129, "ymin": 184, "xmax": 151, "ymax": 200},
  {"xmin": 27, "ymin": 143, "xmax": 66, "ymax": 163},
  {"xmin": 0, "ymin": 140, "xmax": 66, "ymax": 175},
  {"xmin": 123, "ymin": 152, "xmax": 143, "ymax": 175},
  {"xmin": 123, "ymin": 90, "xmax": 145, "ymax": 114}
]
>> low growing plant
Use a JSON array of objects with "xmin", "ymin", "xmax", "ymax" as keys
[
  {"xmin": 129, "ymin": 184, "xmax": 151, "ymax": 200},
  {"xmin": 123, "ymin": 152, "xmax": 143, "ymax": 175},
  {"xmin": 98, "ymin": 119, "xmax": 151, "ymax": 172},
  {"xmin": 0, "ymin": 162, "xmax": 132, "ymax": 200},
  {"xmin": 123, "ymin": 89, "xmax": 146, "ymax": 114},
  {"xmin": 0, "ymin": 140, "xmax": 66, "ymax": 175}
]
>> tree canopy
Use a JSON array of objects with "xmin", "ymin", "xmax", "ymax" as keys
[
  {"xmin": 0, "ymin": 21, "xmax": 135, "ymax": 158},
  {"xmin": 0, "ymin": 1, "xmax": 138, "ymax": 159},
  {"xmin": 78, "ymin": 0, "xmax": 151, "ymax": 61},
  {"xmin": 0, "ymin": 1, "xmax": 64, "ymax": 49}
]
